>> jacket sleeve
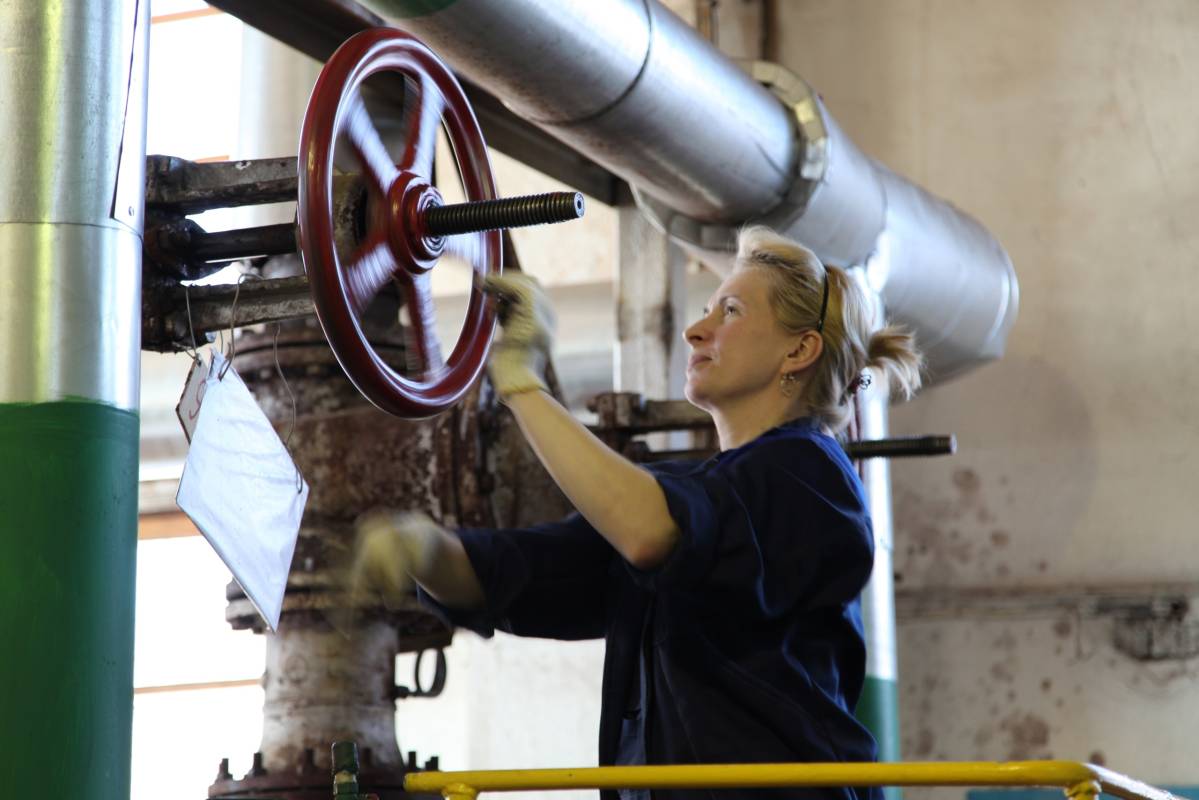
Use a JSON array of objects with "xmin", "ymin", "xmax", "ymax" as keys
[{"xmin": 418, "ymin": 512, "xmax": 613, "ymax": 640}]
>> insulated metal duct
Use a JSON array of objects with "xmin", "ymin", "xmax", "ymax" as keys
[
  {"xmin": 363, "ymin": 0, "xmax": 1017, "ymax": 382},
  {"xmin": 369, "ymin": 0, "xmax": 794, "ymax": 224}
]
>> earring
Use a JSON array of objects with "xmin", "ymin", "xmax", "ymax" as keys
[{"xmin": 780, "ymin": 372, "xmax": 798, "ymax": 399}]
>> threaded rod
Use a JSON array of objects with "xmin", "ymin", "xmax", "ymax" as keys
[
  {"xmin": 424, "ymin": 191, "xmax": 585, "ymax": 237},
  {"xmin": 844, "ymin": 435, "xmax": 957, "ymax": 460}
]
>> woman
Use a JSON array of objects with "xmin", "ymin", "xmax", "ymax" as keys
[{"xmin": 351, "ymin": 226, "xmax": 924, "ymax": 800}]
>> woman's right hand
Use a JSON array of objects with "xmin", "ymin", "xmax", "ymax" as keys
[{"xmin": 349, "ymin": 509, "xmax": 442, "ymax": 609}]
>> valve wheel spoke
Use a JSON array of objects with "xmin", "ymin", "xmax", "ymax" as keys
[
  {"xmin": 442, "ymin": 231, "xmax": 486, "ymax": 268},
  {"xmin": 400, "ymin": 75, "xmax": 444, "ymax": 181},
  {"xmin": 344, "ymin": 92, "xmax": 399, "ymax": 192},
  {"xmin": 398, "ymin": 270, "xmax": 445, "ymax": 375},
  {"xmin": 344, "ymin": 230, "xmax": 400, "ymax": 316}
]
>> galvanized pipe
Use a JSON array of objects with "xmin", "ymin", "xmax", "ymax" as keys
[
  {"xmin": 0, "ymin": 1, "xmax": 148, "ymax": 797},
  {"xmin": 365, "ymin": 0, "xmax": 1017, "ymax": 382},
  {"xmin": 0, "ymin": 4, "xmax": 146, "ymax": 407},
  {"xmin": 864, "ymin": 166, "xmax": 1019, "ymax": 381},
  {"xmin": 368, "ymin": 0, "xmax": 796, "ymax": 224}
]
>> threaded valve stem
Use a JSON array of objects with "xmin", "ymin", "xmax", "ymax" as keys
[{"xmin": 423, "ymin": 191, "xmax": 585, "ymax": 237}]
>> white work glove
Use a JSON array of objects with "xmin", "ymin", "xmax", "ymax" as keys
[
  {"xmin": 347, "ymin": 509, "xmax": 443, "ymax": 610},
  {"xmin": 483, "ymin": 272, "xmax": 556, "ymax": 400}
]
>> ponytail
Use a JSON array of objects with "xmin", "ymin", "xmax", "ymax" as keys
[{"xmin": 866, "ymin": 325, "xmax": 924, "ymax": 402}]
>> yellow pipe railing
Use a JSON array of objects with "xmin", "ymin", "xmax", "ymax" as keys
[{"xmin": 404, "ymin": 761, "xmax": 1182, "ymax": 800}]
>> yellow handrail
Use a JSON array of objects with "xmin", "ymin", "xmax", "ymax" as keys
[{"xmin": 403, "ymin": 761, "xmax": 1182, "ymax": 800}]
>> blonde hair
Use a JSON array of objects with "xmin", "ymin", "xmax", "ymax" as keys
[{"xmin": 735, "ymin": 225, "xmax": 924, "ymax": 433}]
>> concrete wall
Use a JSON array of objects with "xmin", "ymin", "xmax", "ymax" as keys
[{"xmin": 774, "ymin": 0, "xmax": 1199, "ymax": 790}]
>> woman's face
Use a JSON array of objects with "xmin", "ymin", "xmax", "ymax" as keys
[{"xmin": 682, "ymin": 267, "xmax": 798, "ymax": 411}]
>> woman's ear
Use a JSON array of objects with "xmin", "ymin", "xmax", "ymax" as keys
[{"xmin": 783, "ymin": 330, "xmax": 823, "ymax": 375}]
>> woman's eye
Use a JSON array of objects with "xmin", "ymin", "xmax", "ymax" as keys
[{"xmin": 723, "ymin": 304, "xmax": 738, "ymax": 316}]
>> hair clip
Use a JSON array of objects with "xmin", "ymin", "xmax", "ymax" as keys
[{"xmin": 848, "ymin": 372, "xmax": 872, "ymax": 396}]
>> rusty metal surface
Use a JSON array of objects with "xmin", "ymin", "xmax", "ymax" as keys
[
  {"xmin": 209, "ymin": 745, "xmax": 439, "ymax": 800},
  {"xmin": 479, "ymin": 400, "xmax": 573, "ymax": 531},
  {"xmin": 146, "ymin": 155, "xmax": 299, "ymax": 214},
  {"xmin": 192, "ymin": 232, "xmax": 575, "ymax": 800},
  {"xmin": 210, "ymin": 316, "xmax": 485, "ymax": 799},
  {"xmin": 142, "ymin": 276, "xmax": 315, "ymax": 352},
  {"xmin": 206, "ymin": 0, "xmax": 623, "ymax": 204},
  {"xmin": 220, "ymin": 319, "xmax": 568, "ymax": 672},
  {"xmin": 590, "ymin": 394, "xmax": 711, "ymax": 435},
  {"xmin": 223, "ymin": 317, "xmax": 486, "ymax": 627},
  {"xmin": 142, "ymin": 171, "xmax": 371, "ymax": 351},
  {"xmin": 209, "ymin": 327, "xmax": 574, "ymax": 797},
  {"xmin": 189, "ymin": 222, "xmax": 298, "ymax": 262},
  {"xmin": 263, "ymin": 621, "xmax": 404, "ymax": 770}
]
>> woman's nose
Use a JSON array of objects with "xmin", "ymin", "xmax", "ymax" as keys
[{"xmin": 683, "ymin": 317, "xmax": 707, "ymax": 345}]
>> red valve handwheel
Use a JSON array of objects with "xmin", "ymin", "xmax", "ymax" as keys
[{"xmin": 298, "ymin": 28, "xmax": 500, "ymax": 418}]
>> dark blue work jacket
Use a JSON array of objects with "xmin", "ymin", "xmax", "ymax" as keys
[{"xmin": 421, "ymin": 417, "xmax": 881, "ymax": 800}]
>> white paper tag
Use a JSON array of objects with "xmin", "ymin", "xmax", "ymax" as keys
[
  {"xmin": 176, "ymin": 353, "xmax": 212, "ymax": 444},
  {"xmin": 176, "ymin": 351, "xmax": 308, "ymax": 632}
]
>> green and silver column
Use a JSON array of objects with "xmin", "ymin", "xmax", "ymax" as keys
[
  {"xmin": 856, "ymin": 390, "xmax": 901, "ymax": 758},
  {"xmin": 852, "ymin": 279, "xmax": 902, "ymax": 797},
  {"xmin": 0, "ymin": 1, "xmax": 148, "ymax": 796}
]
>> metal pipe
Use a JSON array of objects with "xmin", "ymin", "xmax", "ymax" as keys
[
  {"xmin": 847, "ymin": 435, "xmax": 956, "ymax": 460},
  {"xmin": 367, "ymin": 0, "xmax": 796, "ymax": 224},
  {"xmin": 0, "ymin": 1, "xmax": 148, "ymax": 798},
  {"xmin": 148, "ymin": 276, "xmax": 316, "ymax": 350},
  {"xmin": 259, "ymin": 622, "xmax": 405, "ymax": 772},
  {"xmin": 363, "ymin": 0, "xmax": 1018, "ymax": 382},
  {"xmin": 852, "ymin": 279, "xmax": 901, "ymax": 777},
  {"xmin": 866, "ymin": 166, "xmax": 1019, "ymax": 381},
  {"xmin": 856, "ymin": 388, "xmax": 902, "ymax": 767},
  {"xmin": 146, "ymin": 155, "xmax": 299, "ymax": 213},
  {"xmin": 206, "ymin": 0, "xmax": 625, "ymax": 204},
  {"xmin": 192, "ymin": 222, "xmax": 299, "ymax": 261}
]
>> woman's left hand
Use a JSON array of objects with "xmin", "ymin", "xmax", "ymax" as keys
[{"xmin": 483, "ymin": 272, "xmax": 556, "ymax": 400}]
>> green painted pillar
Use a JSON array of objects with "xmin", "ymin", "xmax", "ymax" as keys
[{"xmin": 0, "ymin": 1, "xmax": 148, "ymax": 797}]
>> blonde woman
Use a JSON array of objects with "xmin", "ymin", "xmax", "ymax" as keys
[{"xmin": 353, "ymin": 226, "xmax": 924, "ymax": 800}]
